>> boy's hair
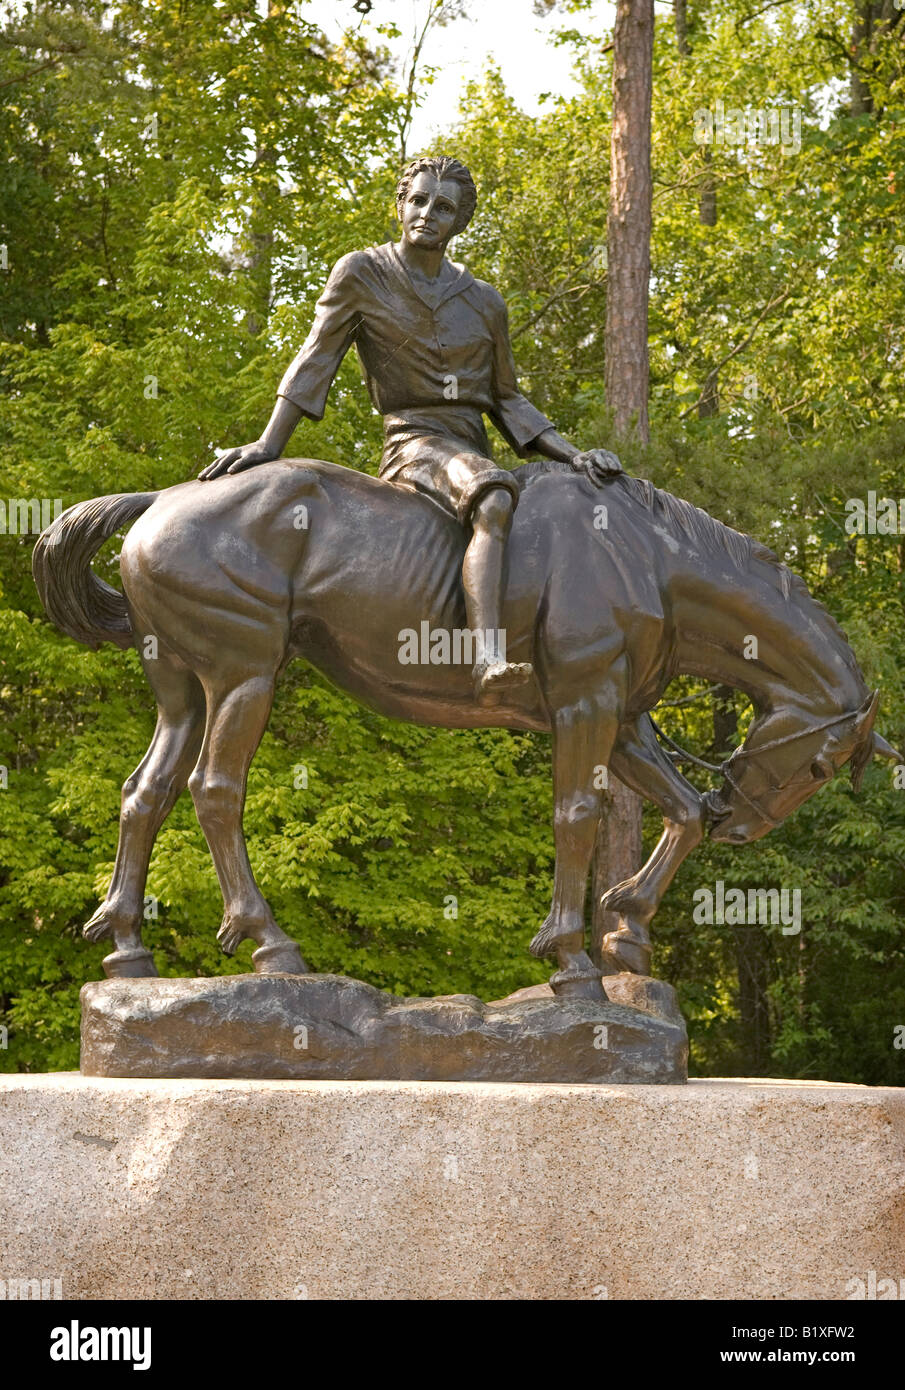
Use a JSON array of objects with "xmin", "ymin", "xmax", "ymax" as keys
[{"xmin": 395, "ymin": 156, "xmax": 477, "ymax": 237}]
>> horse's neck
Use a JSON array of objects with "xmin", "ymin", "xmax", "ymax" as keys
[{"xmin": 674, "ymin": 561, "xmax": 865, "ymax": 716}]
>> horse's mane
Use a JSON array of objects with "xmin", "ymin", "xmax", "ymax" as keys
[{"xmin": 515, "ymin": 459, "xmax": 861, "ymax": 676}]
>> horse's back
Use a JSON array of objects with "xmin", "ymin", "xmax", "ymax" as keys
[{"xmin": 118, "ymin": 458, "xmax": 669, "ymax": 711}]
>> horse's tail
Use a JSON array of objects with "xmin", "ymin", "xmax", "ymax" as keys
[{"xmin": 32, "ymin": 492, "xmax": 158, "ymax": 650}]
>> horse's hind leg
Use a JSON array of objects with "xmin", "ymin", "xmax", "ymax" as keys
[
  {"xmin": 529, "ymin": 695, "xmax": 618, "ymax": 1000},
  {"xmin": 84, "ymin": 656, "xmax": 205, "ymax": 978},
  {"xmin": 189, "ymin": 673, "xmax": 308, "ymax": 975},
  {"xmin": 600, "ymin": 713, "xmax": 710, "ymax": 974}
]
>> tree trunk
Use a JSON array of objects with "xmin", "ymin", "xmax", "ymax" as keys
[
  {"xmin": 604, "ymin": 0, "xmax": 653, "ymax": 443},
  {"xmin": 592, "ymin": 0, "xmax": 653, "ymax": 965},
  {"xmin": 244, "ymin": 143, "xmax": 276, "ymax": 338},
  {"xmin": 242, "ymin": 0, "xmax": 284, "ymax": 337},
  {"xmin": 590, "ymin": 778, "xmax": 644, "ymax": 969},
  {"xmin": 711, "ymin": 683, "xmax": 737, "ymax": 759},
  {"xmin": 734, "ymin": 925, "xmax": 772, "ymax": 1073},
  {"xmin": 676, "ymin": 1, "xmax": 719, "ymax": 416},
  {"xmin": 674, "ymin": 0, "xmax": 689, "ymax": 56},
  {"xmin": 698, "ymin": 144, "xmax": 717, "ymax": 229},
  {"xmin": 849, "ymin": 0, "xmax": 874, "ymax": 116}
]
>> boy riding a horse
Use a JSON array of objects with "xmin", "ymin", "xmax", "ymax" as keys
[{"xmin": 199, "ymin": 155, "xmax": 621, "ymax": 703}]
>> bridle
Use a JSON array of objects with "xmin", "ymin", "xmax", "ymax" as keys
[
  {"xmin": 652, "ymin": 707, "xmax": 865, "ymax": 830},
  {"xmin": 717, "ymin": 761, "xmax": 784, "ymax": 829}
]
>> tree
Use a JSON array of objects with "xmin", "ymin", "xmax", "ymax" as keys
[
  {"xmin": 604, "ymin": 0, "xmax": 654, "ymax": 442},
  {"xmin": 592, "ymin": 0, "xmax": 654, "ymax": 965}
]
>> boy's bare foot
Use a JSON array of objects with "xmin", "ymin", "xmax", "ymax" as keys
[{"xmin": 473, "ymin": 659, "xmax": 534, "ymax": 704}]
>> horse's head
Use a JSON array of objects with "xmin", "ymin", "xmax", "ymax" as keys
[{"xmin": 708, "ymin": 690, "xmax": 880, "ymax": 844}]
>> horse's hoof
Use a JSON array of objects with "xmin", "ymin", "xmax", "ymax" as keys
[
  {"xmin": 251, "ymin": 941, "xmax": 309, "ymax": 975},
  {"xmin": 217, "ymin": 920, "xmax": 245, "ymax": 955},
  {"xmin": 102, "ymin": 947, "xmax": 158, "ymax": 979},
  {"xmin": 528, "ymin": 922, "xmax": 557, "ymax": 959},
  {"xmin": 600, "ymin": 884, "xmax": 655, "ymax": 921},
  {"xmin": 601, "ymin": 931, "xmax": 651, "ymax": 976},
  {"xmin": 83, "ymin": 906, "xmax": 117, "ymax": 942},
  {"xmin": 549, "ymin": 969, "xmax": 607, "ymax": 1002}
]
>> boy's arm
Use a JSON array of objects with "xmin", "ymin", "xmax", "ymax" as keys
[
  {"xmin": 199, "ymin": 397, "xmax": 303, "ymax": 479},
  {"xmin": 200, "ymin": 253, "xmax": 363, "ymax": 481},
  {"xmin": 531, "ymin": 426, "xmax": 624, "ymax": 482},
  {"xmin": 486, "ymin": 289, "xmax": 555, "ymax": 455}
]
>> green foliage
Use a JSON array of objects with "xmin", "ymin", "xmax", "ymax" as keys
[{"xmin": 1, "ymin": 0, "xmax": 903, "ymax": 1083}]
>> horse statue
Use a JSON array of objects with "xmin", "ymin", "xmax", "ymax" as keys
[{"xmin": 33, "ymin": 458, "xmax": 889, "ymax": 1000}]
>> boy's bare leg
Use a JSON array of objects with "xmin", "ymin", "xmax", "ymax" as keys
[{"xmin": 464, "ymin": 487, "xmax": 533, "ymax": 703}]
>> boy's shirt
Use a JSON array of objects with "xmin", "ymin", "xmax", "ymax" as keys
[{"xmin": 276, "ymin": 241, "xmax": 552, "ymax": 476}]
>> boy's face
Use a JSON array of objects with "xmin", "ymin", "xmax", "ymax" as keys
[{"xmin": 400, "ymin": 172, "xmax": 462, "ymax": 250}]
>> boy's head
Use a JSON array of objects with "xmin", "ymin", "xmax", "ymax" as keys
[{"xmin": 396, "ymin": 156, "xmax": 477, "ymax": 248}]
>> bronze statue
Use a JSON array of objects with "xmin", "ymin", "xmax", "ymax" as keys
[
  {"xmin": 198, "ymin": 156, "xmax": 621, "ymax": 704},
  {"xmin": 31, "ymin": 155, "xmax": 894, "ymax": 998},
  {"xmin": 33, "ymin": 460, "xmax": 889, "ymax": 993}
]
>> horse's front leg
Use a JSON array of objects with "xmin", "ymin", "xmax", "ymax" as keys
[
  {"xmin": 529, "ymin": 695, "xmax": 618, "ymax": 1000},
  {"xmin": 600, "ymin": 713, "xmax": 712, "ymax": 974}
]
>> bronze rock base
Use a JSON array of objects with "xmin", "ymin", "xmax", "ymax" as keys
[{"xmin": 79, "ymin": 971, "xmax": 688, "ymax": 1084}]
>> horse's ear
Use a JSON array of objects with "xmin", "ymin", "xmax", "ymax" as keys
[
  {"xmin": 849, "ymin": 689, "xmax": 880, "ymax": 792},
  {"xmin": 872, "ymin": 732, "xmax": 903, "ymax": 761}
]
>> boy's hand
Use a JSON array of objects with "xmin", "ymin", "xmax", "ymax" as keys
[
  {"xmin": 199, "ymin": 439, "xmax": 277, "ymax": 481},
  {"xmin": 570, "ymin": 448, "xmax": 624, "ymax": 485}
]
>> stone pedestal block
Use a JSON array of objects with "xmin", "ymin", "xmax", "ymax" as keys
[{"xmin": 0, "ymin": 1075, "xmax": 902, "ymax": 1300}]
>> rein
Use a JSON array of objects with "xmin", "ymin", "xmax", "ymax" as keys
[
  {"xmin": 650, "ymin": 706, "xmax": 864, "ymax": 828},
  {"xmin": 725, "ymin": 707, "xmax": 860, "ymax": 763},
  {"xmin": 649, "ymin": 719, "xmax": 722, "ymax": 775}
]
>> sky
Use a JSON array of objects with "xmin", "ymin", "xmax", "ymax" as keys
[{"xmin": 299, "ymin": 0, "xmax": 615, "ymax": 149}]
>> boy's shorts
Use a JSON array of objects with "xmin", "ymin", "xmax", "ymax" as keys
[{"xmin": 379, "ymin": 409, "xmax": 520, "ymax": 526}]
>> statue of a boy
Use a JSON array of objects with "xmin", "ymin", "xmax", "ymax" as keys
[{"xmin": 201, "ymin": 155, "xmax": 620, "ymax": 702}]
